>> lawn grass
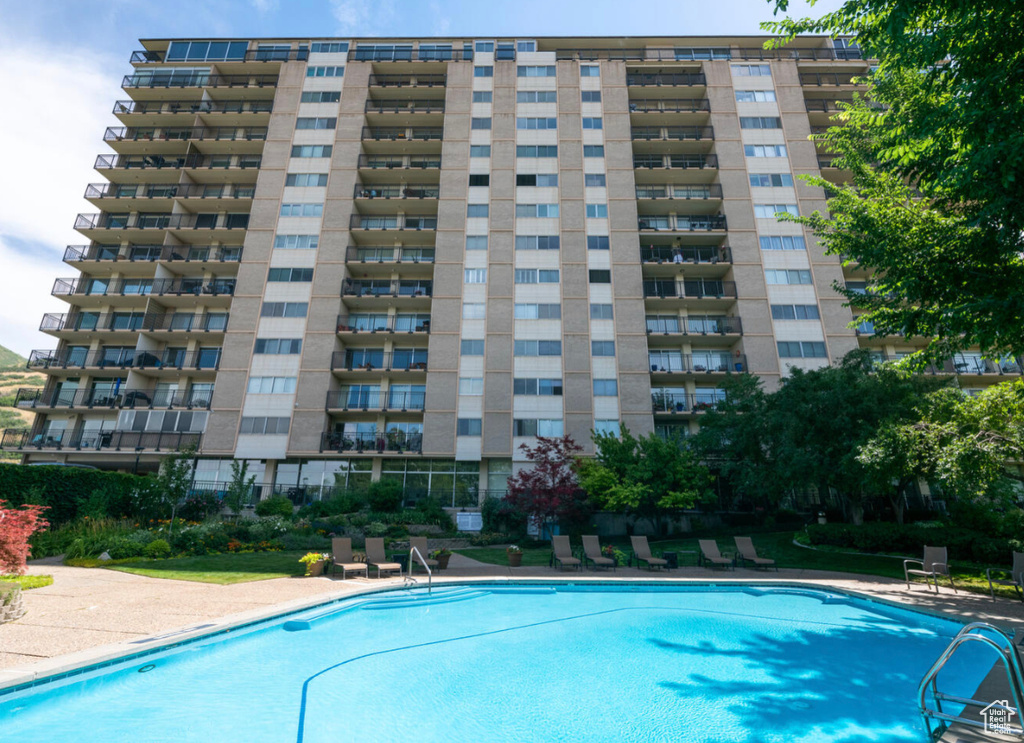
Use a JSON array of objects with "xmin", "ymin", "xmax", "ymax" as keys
[
  {"xmin": 0, "ymin": 575, "xmax": 54, "ymax": 590},
  {"xmin": 103, "ymin": 551, "xmax": 308, "ymax": 585}
]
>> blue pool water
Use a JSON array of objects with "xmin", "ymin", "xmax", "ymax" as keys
[{"xmin": 0, "ymin": 583, "xmax": 985, "ymax": 742}]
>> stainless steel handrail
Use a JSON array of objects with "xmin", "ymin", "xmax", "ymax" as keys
[{"xmin": 407, "ymin": 545, "xmax": 432, "ymax": 594}]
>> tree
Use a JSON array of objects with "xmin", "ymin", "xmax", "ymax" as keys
[
  {"xmin": 855, "ymin": 419, "xmax": 931, "ymax": 525},
  {"xmin": 577, "ymin": 426, "xmax": 712, "ymax": 535},
  {"xmin": 155, "ymin": 445, "xmax": 197, "ymax": 526},
  {"xmin": 223, "ymin": 460, "xmax": 257, "ymax": 517},
  {"xmin": 503, "ymin": 436, "xmax": 590, "ymax": 534},
  {"xmin": 764, "ymin": 1, "xmax": 1024, "ymax": 365},
  {"xmin": 0, "ymin": 500, "xmax": 49, "ymax": 575}
]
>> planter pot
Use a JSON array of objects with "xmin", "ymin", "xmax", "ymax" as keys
[
  {"xmin": 508, "ymin": 552, "xmax": 523, "ymax": 568},
  {"xmin": 308, "ymin": 560, "xmax": 327, "ymax": 577},
  {"xmin": 435, "ymin": 553, "xmax": 451, "ymax": 570}
]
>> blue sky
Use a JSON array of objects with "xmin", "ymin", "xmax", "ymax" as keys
[{"xmin": 0, "ymin": 0, "xmax": 845, "ymax": 356}]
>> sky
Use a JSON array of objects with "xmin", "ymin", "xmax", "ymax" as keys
[{"xmin": 0, "ymin": 0, "xmax": 846, "ymax": 357}]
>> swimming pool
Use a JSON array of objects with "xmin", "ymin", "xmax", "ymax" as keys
[{"xmin": 0, "ymin": 583, "xmax": 985, "ymax": 742}]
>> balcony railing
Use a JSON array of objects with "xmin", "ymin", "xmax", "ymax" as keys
[
  {"xmin": 799, "ymin": 73, "xmax": 864, "ymax": 86},
  {"xmin": 805, "ymin": 99, "xmax": 856, "ymax": 113},
  {"xmin": 357, "ymin": 155, "xmax": 442, "ymax": 169},
  {"xmin": 103, "ymin": 126, "xmax": 268, "ymax": 143},
  {"xmin": 0, "ymin": 429, "xmax": 202, "ymax": 452},
  {"xmin": 638, "ymin": 215, "xmax": 727, "ymax": 231},
  {"xmin": 85, "ymin": 183, "xmax": 256, "ymax": 201},
  {"xmin": 320, "ymin": 430, "xmax": 423, "ymax": 454},
  {"xmin": 28, "ymin": 349, "xmax": 221, "ymax": 371},
  {"xmin": 361, "ymin": 127, "xmax": 444, "ymax": 141},
  {"xmin": 63, "ymin": 244, "xmax": 242, "ymax": 263},
  {"xmin": 640, "ymin": 245, "xmax": 731, "ymax": 263},
  {"xmin": 75, "ymin": 213, "xmax": 250, "ymax": 231},
  {"xmin": 342, "ymin": 280, "xmax": 433, "ymax": 298},
  {"xmin": 326, "ymin": 390, "xmax": 426, "ymax": 411},
  {"xmin": 367, "ymin": 74, "xmax": 447, "ymax": 87},
  {"xmin": 52, "ymin": 277, "xmax": 236, "ymax": 298},
  {"xmin": 344, "ymin": 247, "xmax": 435, "ymax": 263},
  {"xmin": 642, "ymin": 280, "xmax": 738, "ymax": 299},
  {"xmin": 336, "ymin": 316, "xmax": 431, "ymax": 333},
  {"xmin": 633, "ymin": 154, "xmax": 718, "ymax": 170},
  {"xmin": 15, "ymin": 387, "xmax": 212, "ymax": 410},
  {"xmin": 646, "ymin": 315, "xmax": 743, "ymax": 335},
  {"xmin": 734, "ymin": 47, "xmax": 864, "ymax": 61},
  {"xmin": 649, "ymin": 353, "xmax": 747, "ymax": 374},
  {"xmin": 349, "ymin": 215, "xmax": 438, "ymax": 231},
  {"xmin": 330, "ymin": 351, "xmax": 428, "ymax": 372},
  {"xmin": 122, "ymin": 73, "xmax": 278, "ymax": 89},
  {"xmin": 628, "ymin": 99, "xmax": 711, "ymax": 113},
  {"xmin": 351, "ymin": 48, "xmax": 468, "ymax": 62},
  {"xmin": 353, "ymin": 184, "xmax": 440, "ymax": 199},
  {"xmin": 631, "ymin": 126, "xmax": 715, "ymax": 141},
  {"xmin": 635, "ymin": 184, "xmax": 723, "ymax": 200},
  {"xmin": 626, "ymin": 73, "xmax": 707, "ymax": 87},
  {"xmin": 94, "ymin": 154, "xmax": 262, "ymax": 170},
  {"xmin": 651, "ymin": 392, "xmax": 724, "ymax": 413},
  {"xmin": 365, "ymin": 99, "xmax": 446, "ymax": 114},
  {"xmin": 129, "ymin": 48, "xmax": 310, "ymax": 64},
  {"xmin": 40, "ymin": 312, "xmax": 228, "ymax": 334},
  {"xmin": 113, "ymin": 100, "xmax": 273, "ymax": 116}
]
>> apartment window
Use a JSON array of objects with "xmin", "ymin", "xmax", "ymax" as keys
[
  {"xmin": 285, "ymin": 173, "xmax": 329, "ymax": 187},
  {"xmin": 765, "ymin": 269, "xmax": 813, "ymax": 285},
  {"xmin": 744, "ymin": 145, "xmax": 788, "ymax": 158},
  {"xmin": 457, "ymin": 418, "xmax": 482, "ymax": 436},
  {"xmin": 516, "ymin": 174, "xmax": 558, "ymax": 187},
  {"xmin": 517, "ymin": 41, "xmax": 536, "ymax": 52},
  {"xmin": 585, "ymin": 174, "xmax": 606, "ymax": 187},
  {"xmin": 458, "ymin": 377, "xmax": 484, "ymax": 395},
  {"xmin": 300, "ymin": 91, "xmax": 341, "ymax": 103},
  {"xmin": 754, "ymin": 204, "xmax": 800, "ymax": 218},
  {"xmin": 515, "ymin": 203, "xmax": 559, "ymax": 218},
  {"xmin": 740, "ymin": 117, "xmax": 783, "ymax": 130},
  {"xmin": 467, "ymin": 204, "xmax": 489, "ymax": 217},
  {"xmin": 267, "ymin": 267, "xmax": 313, "ymax": 282},
  {"xmin": 516, "ymin": 117, "xmax": 557, "ymax": 130},
  {"xmin": 750, "ymin": 173, "xmax": 794, "ymax": 188},
  {"xmin": 475, "ymin": 42, "xmax": 494, "ymax": 52},
  {"xmin": 474, "ymin": 66, "xmax": 493, "ymax": 77},
  {"xmin": 472, "ymin": 91, "xmax": 493, "ymax": 102},
  {"xmin": 514, "ymin": 340, "xmax": 562, "ymax": 356},
  {"xmin": 471, "ymin": 117, "xmax": 492, "ymax": 130},
  {"xmin": 586, "ymin": 204, "xmax": 608, "ymax": 218},
  {"xmin": 514, "ymin": 303, "xmax": 561, "ymax": 319},
  {"xmin": 777, "ymin": 341, "xmax": 827, "ymax": 358},
  {"xmin": 517, "ymin": 65, "xmax": 556, "ymax": 77},
  {"xmin": 239, "ymin": 416, "xmax": 291, "ymax": 434},
  {"xmin": 253, "ymin": 338, "xmax": 302, "ymax": 354},
  {"xmin": 589, "ymin": 269, "xmax": 611, "ymax": 284},
  {"xmin": 591, "ymin": 341, "xmax": 615, "ymax": 356},
  {"xmin": 587, "ymin": 236, "xmax": 610, "ymax": 250},
  {"xmin": 280, "ymin": 203, "xmax": 324, "ymax": 217},
  {"xmin": 295, "ymin": 117, "xmax": 337, "ymax": 130},
  {"xmin": 260, "ymin": 302, "xmax": 308, "ymax": 317},
  {"xmin": 247, "ymin": 376, "xmax": 297, "ymax": 394},
  {"xmin": 581, "ymin": 91, "xmax": 602, "ymax": 102},
  {"xmin": 166, "ymin": 40, "xmax": 249, "ymax": 62},
  {"xmin": 291, "ymin": 145, "xmax": 333, "ymax": 158},
  {"xmin": 580, "ymin": 65, "xmax": 600, "ymax": 77},
  {"xmin": 590, "ymin": 303, "xmax": 613, "ymax": 320},
  {"xmin": 274, "ymin": 234, "xmax": 318, "ymax": 249},
  {"xmin": 514, "ymin": 419, "xmax": 564, "ymax": 437},
  {"xmin": 516, "ymin": 145, "xmax": 558, "ymax": 158},
  {"xmin": 583, "ymin": 145, "xmax": 605, "ymax": 157},
  {"xmin": 463, "ymin": 303, "xmax": 486, "ymax": 319},
  {"xmin": 732, "ymin": 64, "xmax": 772, "ymax": 77},
  {"xmin": 306, "ymin": 66, "xmax": 344, "ymax": 77},
  {"xmin": 593, "ymin": 379, "xmax": 618, "ymax": 396},
  {"xmin": 514, "ymin": 378, "xmax": 564, "ymax": 396},
  {"xmin": 469, "ymin": 174, "xmax": 490, "ymax": 186},
  {"xmin": 517, "ymin": 91, "xmax": 557, "ymax": 103},
  {"xmin": 771, "ymin": 304, "xmax": 821, "ymax": 320},
  {"xmin": 470, "ymin": 145, "xmax": 491, "ymax": 157},
  {"xmin": 310, "ymin": 42, "xmax": 349, "ymax": 53},
  {"xmin": 582, "ymin": 117, "xmax": 603, "ymax": 130},
  {"xmin": 760, "ymin": 236, "xmax": 806, "ymax": 250},
  {"xmin": 736, "ymin": 90, "xmax": 777, "ymax": 103},
  {"xmin": 594, "ymin": 420, "xmax": 621, "ymax": 436},
  {"xmin": 515, "ymin": 235, "xmax": 560, "ymax": 250},
  {"xmin": 466, "ymin": 236, "xmax": 488, "ymax": 250},
  {"xmin": 514, "ymin": 268, "xmax": 560, "ymax": 283},
  {"xmin": 464, "ymin": 269, "xmax": 487, "ymax": 284},
  {"xmin": 461, "ymin": 339, "xmax": 485, "ymax": 356}
]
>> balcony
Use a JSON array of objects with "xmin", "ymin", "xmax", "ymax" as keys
[
  {"xmin": 15, "ymin": 387, "xmax": 212, "ymax": 411},
  {"xmin": 351, "ymin": 48, "xmax": 468, "ymax": 62},
  {"xmin": 638, "ymin": 215, "xmax": 727, "ymax": 232},
  {"xmin": 362, "ymin": 126, "xmax": 443, "ymax": 142},
  {"xmin": 645, "ymin": 315, "xmax": 743, "ymax": 338},
  {"xmin": 367, "ymin": 74, "xmax": 447, "ymax": 87},
  {"xmin": 336, "ymin": 315, "xmax": 431, "ymax": 334},
  {"xmin": 626, "ymin": 73, "xmax": 707, "ymax": 87},
  {"xmin": 0, "ymin": 429, "xmax": 202, "ymax": 453},
  {"xmin": 345, "ymin": 246, "xmax": 435, "ymax": 264},
  {"xmin": 364, "ymin": 99, "xmax": 446, "ymax": 114},
  {"xmin": 63, "ymin": 244, "xmax": 242, "ymax": 265},
  {"xmin": 734, "ymin": 47, "xmax": 864, "ymax": 61},
  {"xmin": 632, "ymin": 154, "xmax": 719, "ymax": 185},
  {"xmin": 806, "ymin": 99, "xmax": 855, "ymax": 113},
  {"xmin": 348, "ymin": 215, "xmax": 438, "ymax": 239},
  {"xmin": 28, "ymin": 349, "xmax": 221, "ymax": 372},
  {"xmin": 642, "ymin": 280, "xmax": 738, "ymax": 306},
  {"xmin": 320, "ymin": 430, "xmax": 423, "ymax": 455},
  {"xmin": 85, "ymin": 183, "xmax": 256, "ymax": 203},
  {"xmin": 326, "ymin": 390, "xmax": 426, "ymax": 412},
  {"xmin": 799, "ymin": 73, "xmax": 863, "ymax": 86},
  {"xmin": 40, "ymin": 312, "xmax": 229, "ymax": 335},
  {"xmin": 94, "ymin": 153, "xmax": 262, "ymax": 171},
  {"xmin": 353, "ymin": 184, "xmax": 440, "ymax": 200},
  {"xmin": 651, "ymin": 392, "xmax": 724, "ymax": 415},
  {"xmin": 635, "ymin": 184, "xmax": 724, "ymax": 215},
  {"xmin": 640, "ymin": 245, "xmax": 731, "ymax": 264},
  {"xmin": 648, "ymin": 353, "xmax": 748, "ymax": 375},
  {"xmin": 103, "ymin": 126, "xmax": 267, "ymax": 145},
  {"xmin": 628, "ymin": 99, "xmax": 711, "ymax": 114},
  {"xmin": 631, "ymin": 126, "xmax": 714, "ymax": 142},
  {"xmin": 357, "ymin": 154, "xmax": 442, "ymax": 171},
  {"xmin": 129, "ymin": 48, "xmax": 310, "ymax": 64},
  {"xmin": 113, "ymin": 99, "xmax": 273, "ymax": 117},
  {"xmin": 74, "ymin": 213, "xmax": 250, "ymax": 236},
  {"xmin": 330, "ymin": 350, "xmax": 428, "ymax": 373},
  {"xmin": 342, "ymin": 279, "xmax": 432, "ymax": 299},
  {"xmin": 122, "ymin": 73, "xmax": 278, "ymax": 90},
  {"xmin": 52, "ymin": 277, "xmax": 236, "ymax": 300}
]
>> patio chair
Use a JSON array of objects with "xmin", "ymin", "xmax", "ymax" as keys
[
  {"xmin": 734, "ymin": 536, "xmax": 777, "ymax": 571},
  {"xmin": 699, "ymin": 540, "xmax": 734, "ymax": 570},
  {"xmin": 364, "ymin": 538, "xmax": 403, "ymax": 579},
  {"xmin": 551, "ymin": 535, "xmax": 581, "ymax": 571},
  {"xmin": 582, "ymin": 535, "xmax": 615, "ymax": 571},
  {"xmin": 987, "ymin": 551, "xmax": 1024, "ymax": 601},
  {"xmin": 409, "ymin": 536, "xmax": 439, "ymax": 573},
  {"xmin": 630, "ymin": 535, "xmax": 668, "ymax": 571},
  {"xmin": 330, "ymin": 537, "xmax": 368, "ymax": 580},
  {"xmin": 904, "ymin": 545, "xmax": 957, "ymax": 593}
]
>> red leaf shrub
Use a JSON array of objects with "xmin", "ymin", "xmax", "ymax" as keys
[{"xmin": 0, "ymin": 500, "xmax": 50, "ymax": 575}]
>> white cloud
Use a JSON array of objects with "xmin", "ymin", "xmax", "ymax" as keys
[
  {"xmin": 329, "ymin": 0, "xmax": 398, "ymax": 36},
  {"xmin": 0, "ymin": 35, "xmax": 122, "ymax": 356}
]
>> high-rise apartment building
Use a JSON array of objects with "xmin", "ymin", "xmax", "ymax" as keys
[{"xmin": 5, "ymin": 35, "xmax": 1015, "ymax": 503}]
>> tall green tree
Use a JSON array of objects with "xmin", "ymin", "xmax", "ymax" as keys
[
  {"xmin": 764, "ymin": 1, "xmax": 1024, "ymax": 364},
  {"xmin": 223, "ymin": 459, "xmax": 257, "ymax": 517}
]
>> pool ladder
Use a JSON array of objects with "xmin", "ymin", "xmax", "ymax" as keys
[
  {"xmin": 918, "ymin": 622, "xmax": 1024, "ymax": 740},
  {"xmin": 403, "ymin": 545, "xmax": 432, "ymax": 594}
]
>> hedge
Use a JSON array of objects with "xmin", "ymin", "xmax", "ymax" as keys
[{"xmin": 805, "ymin": 522, "xmax": 1021, "ymax": 566}]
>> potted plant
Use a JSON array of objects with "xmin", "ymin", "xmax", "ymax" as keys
[
  {"xmin": 430, "ymin": 547, "xmax": 452, "ymax": 570},
  {"xmin": 507, "ymin": 544, "xmax": 523, "ymax": 568},
  {"xmin": 299, "ymin": 551, "xmax": 331, "ymax": 577}
]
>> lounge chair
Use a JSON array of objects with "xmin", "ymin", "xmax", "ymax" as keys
[
  {"xmin": 582, "ymin": 535, "xmax": 615, "ymax": 571},
  {"xmin": 630, "ymin": 536, "xmax": 668, "ymax": 570},
  {"xmin": 551, "ymin": 535, "xmax": 581, "ymax": 571},
  {"xmin": 330, "ymin": 537, "xmax": 368, "ymax": 580},
  {"xmin": 409, "ymin": 536, "xmax": 439, "ymax": 572},
  {"xmin": 904, "ymin": 545, "xmax": 957, "ymax": 593},
  {"xmin": 699, "ymin": 540, "xmax": 734, "ymax": 570},
  {"xmin": 734, "ymin": 536, "xmax": 777, "ymax": 571},
  {"xmin": 987, "ymin": 551, "xmax": 1024, "ymax": 601},
  {"xmin": 364, "ymin": 537, "xmax": 403, "ymax": 579}
]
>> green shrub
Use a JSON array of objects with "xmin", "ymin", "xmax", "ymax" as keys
[
  {"xmin": 366, "ymin": 480, "xmax": 403, "ymax": 512},
  {"xmin": 143, "ymin": 539, "xmax": 171, "ymax": 559},
  {"xmin": 254, "ymin": 496, "xmax": 294, "ymax": 519},
  {"xmin": 105, "ymin": 537, "xmax": 146, "ymax": 560},
  {"xmin": 365, "ymin": 521, "xmax": 389, "ymax": 538},
  {"xmin": 246, "ymin": 516, "xmax": 290, "ymax": 542},
  {"xmin": 469, "ymin": 531, "xmax": 511, "ymax": 546},
  {"xmin": 296, "ymin": 491, "xmax": 365, "ymax": 520},
  {"xmin": 178, "ymin": 493, "xmax": 222, "ymax": 522},
  {"xmin": 805, "ymin": 522, "xmax": 1017, "ymax": 565},
  {"xmin": 0, "ymin": 463, "xmax": 155, "ymax": 525},
  {"xmin": 279, "ymin": 533, "xmax": 331, "ymax": 551}
]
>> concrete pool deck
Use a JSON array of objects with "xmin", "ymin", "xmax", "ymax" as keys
[{"xmin": 3, "ymin": 553, "xmax": 1024, "ymax": 691}]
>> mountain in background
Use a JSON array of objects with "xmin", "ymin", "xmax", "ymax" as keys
[{"xmin": 0, "ymin": 344, "xmax": 27, "ymax": 370}]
